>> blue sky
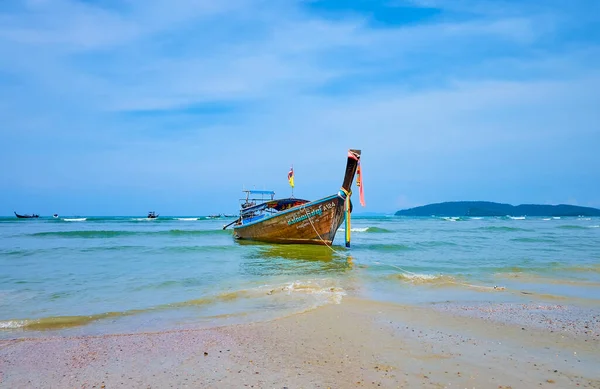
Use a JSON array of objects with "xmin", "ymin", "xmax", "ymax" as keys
[{"xmin": 0, "ymin": 0, "xmax": 598, "ymax": 216}]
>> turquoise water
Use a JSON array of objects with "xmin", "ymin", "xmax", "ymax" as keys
[{"xmin": 1, "ymin": 215, "xmax": 599, "ymax": 338}]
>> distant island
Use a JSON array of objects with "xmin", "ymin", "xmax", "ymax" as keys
[{"xmin": 395, "ymin": 201, "xmax": 600, "ymax": 217}]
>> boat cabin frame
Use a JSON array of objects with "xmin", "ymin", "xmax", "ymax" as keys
[{"xmin": 238, "ymin": 190, "xmax": 310, "ymax": 225}]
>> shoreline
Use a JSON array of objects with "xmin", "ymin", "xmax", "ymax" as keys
[{"xmin": 2, "ymin": 298, "xmax": 599, "ymax": 388}]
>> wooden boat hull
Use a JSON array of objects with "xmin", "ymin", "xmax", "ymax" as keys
[{"xmin": 233, "ymin": 194, "xmax": 347, "ymax": 245}]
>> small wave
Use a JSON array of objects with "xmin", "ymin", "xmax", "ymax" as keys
[
  {"xmin": 338, "ymin": 226, "xmax": 392, "ymax": 233},
  {"xmin": 274, "ymin": 280, "xmax": 346, "ymax": 304},
  {"xmin": 479, "ymin": 226, "xmax": 531, "ymax": 232},
  {"xmin": 133, "ymin": 278, "xmax": 204, "ymax": 291},
  {"xmin": 508, "ymin": 216, "xmax": 526, "ymax": 220},
  {"xmin": 416, "ymin": 241, "xmax": 457, "ymax": 248},
  {"xmin": 441, "ymin": 217, "xmax": 461, "ymax": 222},
  {"xmin": 175, "ymin": 218, "xmax": 199, "ymax": 221},
  {"xmin": 494, "ymin": 262, "xmax": 600, "ymax": 278},
  {"xmin": 161, "ymin": 245, "xmax": 232, "ymax": 253},
  {"xmin": 79, "ymin": 245, "xmax": 145, "ymax": 252},
  {"xmin": 493, "ymin": 266, "xmax": 530, "ymax": 275},
  {"xmin": 552, "ymin": 217, "xmax": 561, "ymax": 220},
  {"xmin": 562, "ymin": 263, "xmax": 600, "ymax": 274},
  {"xmin": 366, "ymin": 227, "xmax": 393, "ymax": 233},
  {"xmin": 470, "ymin": 217, "xmax": 484, "ymax": 220},
  {"xmin": 1, "ymin": 279, "xmax": 347, "ymax": 331},
  {"xmin": 511, "ymin": 237, "xmax": 556, "ymax": 243},
  {"xmin": 589, "ymin": 225, "xmax": 599, "ymax": 229},
  {"xmin": 391, "ymin": 273, "xmax": 456, "ymax": 285},
  {"xmin": 0, "ymin": 312, "xmax": 125, "ymax": 331},
  {"xmin": 157, "ymin": 279, "xmax": 346, "ymax": 307},
  {"xmin": 0, "ymin": 320, "xmax": 28, "ymax": 329},
  {"xmin": 502, "ymin": 273, "xmax": 600, "ymax": 287},
  {"xmin": 167, "ymin": 229, "xmax": 230, "ymax": 236},
  {"xmin": 30, "ymin": 229, "xmax": 229, "ymax": 238},
  {"xmin": 542, "ymin": 218, "xmax": 551, "ymax": 221},
  {"xmin": 63, "ymin": 218, "xmax": 86, "ymax": 222},
  {"xmin": 556, "ymin": 225, "xmax": 589, "ymax": 230},
  {"xmin": 1, "ymin": 249, "xmax": 35, "ymax": 257},
  {"xmin": 31, "ymin": 230, "xmax": 137, "ymax": 238},
  {"xmin": 361, "ymin": 243, "xmax": 413, "ymax": 251},
  {"xmin": 518, "ymin": 291, "xmax": 568, "ymax": 301}
]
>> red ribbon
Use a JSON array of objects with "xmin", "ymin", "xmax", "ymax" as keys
[{"xmin": 356, "ymin": 162, "xmax": 365, "ymax": 207}]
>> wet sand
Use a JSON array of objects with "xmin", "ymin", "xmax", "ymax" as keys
[{"xmin": 1, "ymin": 298, "xmax": 599, "ymax": 388}]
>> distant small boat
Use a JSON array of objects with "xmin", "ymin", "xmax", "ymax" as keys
[
  {"xmin": 147, "ymin": 211, "xmax": 159, "ymax": 219},
  {"xmin": 207, "ymin": 214, "xmax": 222, "ymax": 219},
  {"xmin": 53, "ymin": 214, "xmax": 59, "ymax": 218},
  {"xmin": 14, "ymin": 211, "xmax": 39, "ymax": 219}
]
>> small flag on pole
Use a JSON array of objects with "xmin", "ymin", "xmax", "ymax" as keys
[{"xmin": 288, "ymin": 166, "xmax": 295, "ymax": 188}]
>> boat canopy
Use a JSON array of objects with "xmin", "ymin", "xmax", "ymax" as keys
[{"xmin": 240, "ymin": 198, "xmax": 309, "ymax": 217}]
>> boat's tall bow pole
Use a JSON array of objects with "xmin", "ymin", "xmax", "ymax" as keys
[{"xmin": 340, "ymin": 149, "xmax": 361, "ymax": 247}]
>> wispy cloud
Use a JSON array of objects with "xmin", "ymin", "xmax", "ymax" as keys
[{"xmin": 0, "ymin": 0, "xmax": 598, "ymax": 214}]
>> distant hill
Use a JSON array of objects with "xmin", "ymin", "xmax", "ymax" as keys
[{"xmin": 395, "ymin": 201, "xmax": 600, "ymax": 217}]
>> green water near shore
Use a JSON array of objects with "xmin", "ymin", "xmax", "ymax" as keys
[{"xmin": 1, "ymin": 216, "xmax": 599, "ymax": 337}]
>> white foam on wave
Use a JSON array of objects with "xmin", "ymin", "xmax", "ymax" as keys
[
  {"xmin": 0, "ymin": 320, "xmax": 27, "ymax": 329},
  {"xmin": 441, "ymin": 217, "xmax": 460, "ymax": 222},
  {"xmin": 590, "ymin": 225, "xmax": 600, "ymax": 228},
  {"xmin": 470, "ymin": 217, "xmax": 483, "ymax": 220},
  {"xmin": 130, "ymin": 218, "xmax": 156, "ymax": 221},
  {"xmin": 64, "ymin": 218, "xmax": 86, "ymax": 222},
  {"xmin": 509, "ymin": 216, "xmax": 526, "ymax": 220},
  {"xmin": 261, "ymin": 279, "xmax": 347, "ymax": 305},
  {"xmin": 552, "ymin": 217, "xmax": 561, "ymax": 220},
  {"xmin": 393, "ymin": 272, "xmax": 457, "ymax": 285},
  {"xmin": 542, "ymin": 218, "xmax": 551, "ymax": 221},
  {"xmin": 578, "ymin": 217, "xmax": 592, "ymax": 221},
  {"xmin": 400, "ymin": 273, "xmax": 439, "ymax": 281},
  {"xmin": 176, "ymin": 218, "xmax": 199, "ymax": 221},
  {"xmin": 339, "ymin": 227, "xmax": 369, "ymax": 232}
]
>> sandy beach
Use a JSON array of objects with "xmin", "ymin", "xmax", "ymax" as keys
[{"xmin": 2, "ymin": 298, "xmax": 599, "ymax": 388}]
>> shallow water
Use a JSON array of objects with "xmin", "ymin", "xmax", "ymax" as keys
[{"xmin": 1, "ymin": 215, "xmax": 599, "ymax": 338}]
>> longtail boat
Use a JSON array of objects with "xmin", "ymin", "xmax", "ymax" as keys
[
  {"xmin": 224, "ymin": 149, "xmax": 362, "ymax": 246},
  {"xmin": 14, "ymin": 211, "xmax": 39, "ymax": 219}
]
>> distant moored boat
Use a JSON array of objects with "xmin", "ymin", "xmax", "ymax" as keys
[
  {"xmin": 147, "ymin": 211, "xmax": 159, "ymax": 219},
  {"xmin": 14, "ymin": 211, "xmax": 39, "ymax": 219}
]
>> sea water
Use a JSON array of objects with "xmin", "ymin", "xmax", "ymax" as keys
[{"xmin": 1, "ymin": 216, "xmax": 599, "ymax": 339}]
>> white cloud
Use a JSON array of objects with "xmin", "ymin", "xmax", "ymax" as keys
[{"xmin": 1, "ymin": 0, "xmax": 599, "ymax": 212}]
